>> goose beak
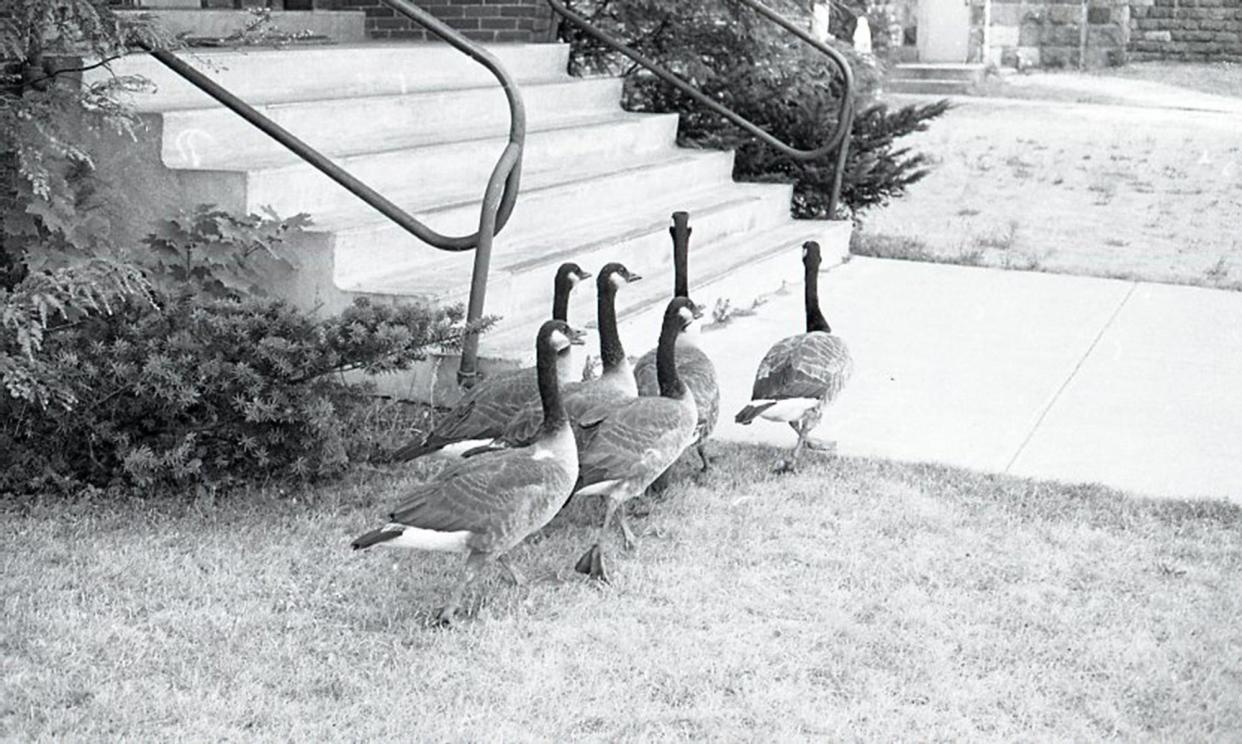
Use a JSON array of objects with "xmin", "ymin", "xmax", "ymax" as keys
[
  {"xmin": 626, "ymin": 272, "xmax": 642, "ymax": 283},
  {"xmin": 691, "ymin": 303, "xmax": 705, "ymax": 320},
  {"xmin": 568, "ymin": 327, "xmax": 589, "ymax": 346},
  {"xmin": 576, "ymin": 269, "xmax": 593, "ymax": 282}
]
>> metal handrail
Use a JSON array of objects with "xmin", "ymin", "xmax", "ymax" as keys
[
  {"xmin": 141, "ymin": 0, "xmax": 527, "ymax": 386},
  {"xmin": 547, "ymin": 0, "xmax": 855, "ymax": 216}
]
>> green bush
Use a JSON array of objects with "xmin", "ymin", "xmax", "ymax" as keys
[
  {"xmin": 0, "ymin": 290, "xmax": 482, "ymax": 495},
  {"xmin": 558, "ymin": 0, "xmax": 949, "ymax": 218}
]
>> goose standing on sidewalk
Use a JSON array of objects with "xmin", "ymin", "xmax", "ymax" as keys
[
  {"xmin": 573, "ymin": 298, "xmax": 701, "ymax": 582},
  {"xmin": 352, "ymin": 320, "xmax": 584, "ymax": 624},
  {"xmin": 735, "ymin": 241, "xmax": 852, "ymax": 473},
  {"xmin": 391, "ymin": 263, "xmax": 591, "ymax": 461},
  {"xmin": 633, "ymin": 212, "xmax": 719, "ymax": 474}
]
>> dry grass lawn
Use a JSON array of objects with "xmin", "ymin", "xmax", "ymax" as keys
[
  {"xmin": 4, "ymin": 443, "xmax": 1241, "ymax": 740},
  {"xmin": 1091, "ymin": 60, "xmax": 1242, "ymax": 100},
  {"xmin": 860, "ymin": 97, "xmax": 1242, "ymax": 290}
]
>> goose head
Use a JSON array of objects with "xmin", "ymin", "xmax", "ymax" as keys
[
  {"xmin": 541, "ymin": 319, "xmax": 588, "ymax": 353},
  {"xmin": 552, "ymin": 263, "xmax": 592, "ymax": 323},
  {"xmin": 599, "ymin": 262, "xmax": 642, "ymax": 293},
  {"xmin": 801, "ymin": 241, "xmax": 822, "ymax": 271}
]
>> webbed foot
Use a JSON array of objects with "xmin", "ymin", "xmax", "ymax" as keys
[
  {"xmin": 805, "ymin": 438, "xmax": 838, "ymax": 453},
  {"xmin": 574, "ymin": 543, "xmax": 609, "ymax": 583}
]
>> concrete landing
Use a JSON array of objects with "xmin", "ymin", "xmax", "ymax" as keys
[{"xmin": 698, "ymin": 257, "xmax": 1242, "ymax": 503}]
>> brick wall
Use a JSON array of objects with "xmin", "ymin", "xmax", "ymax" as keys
[
  {"xmin": 340, "ymin": 0, "xmax": 558, "ymax": 42},
  {"xmin": 987, "ymin": 0, "xmax": 1131, "ymax": 68},
  {"xmin": 1129, "ymin": 0, "xmax": 1242, "ymax": 61}
]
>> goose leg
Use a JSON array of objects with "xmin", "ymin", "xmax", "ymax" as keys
[
  {"xmin": 616, "ymin": 504, "xmax": 637, "ymax": 551},
  {"xmin": 497, "ymin": 554, "xmax": 526, "ymax": 587},
  {"xmin": 775, "ymin": 421, "xmax": 810, "ymax": 474},
  {"xmin": 575, "ymin": 496, "xmax": 621, "ymax": 582},
  {"xmin": 695, "ymin": 441, "xmax": 711, "ymax": 473},
  {"xmin": 435, "ymin": 551, "xmax": 487, "ymax": 626}
]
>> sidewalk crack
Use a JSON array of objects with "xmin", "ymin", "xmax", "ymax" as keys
[{"xmin": 1004, "ymin": 281, "xmax": 1139, "ymax": 474}]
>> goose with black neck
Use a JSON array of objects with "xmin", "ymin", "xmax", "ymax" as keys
[
  {"xmin": 391, "ymin": 262, "xmax": 591, "ymax": 462},
  {"xmin": 351, "ymin": 319, "xmax": 585, "ymax": 625},
  {"xmin": 633, "ymin": 212, "xmax": 720, "ymax": 476},
  {"xmin": 573, "ymin": 297, "xmax": 701, "ymax": 582},
  {"xmin": 735, "ymin": 241, "xmax": 853, "ymax": 473},
  {"xmin": 467, "ymin": 262, "xmax": 644, "ymax": 453}
]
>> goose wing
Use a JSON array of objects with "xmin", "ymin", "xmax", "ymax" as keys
[
  {"xmin": 390, "ymin": 446, "xmax": 575, "ymax": 540},
  {"xmin": 633, "ymin": 345, "xmax": 719, "ymax": 438},
  {"xmin": 427, "ymin": 367, "xmax": 537, "ymax": 444},
  {"xmin": 576, "ymin": 397, "xmax": 697, "ymax": 488},
  {"xmin": 751, "ymin": 332, "xmax": 853, "ymax": 402}
]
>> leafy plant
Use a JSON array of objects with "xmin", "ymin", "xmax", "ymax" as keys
[
  {"xmin": 558, "ymin": 0, "xmax": 948, "ymax": 218},
  {"xmin": 0, "ymin": 292, "xmax": 492, "ymax": 494},
  {"xmin": 1, "ymin": 0, "xmax": 174, "ymax": 284},
  {"xmin": 143, "ymin": 205, "xmax": 312, "ymax": 298}
]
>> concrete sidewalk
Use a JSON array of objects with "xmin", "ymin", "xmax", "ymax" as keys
[{"xmin": 692, "ymin": 257, "xmax": 1242, "ymax": 503}]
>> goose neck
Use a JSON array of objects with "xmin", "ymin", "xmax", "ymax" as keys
[
  {"xmin": 597, "ymin": 282, "xmax": 626, "ymax": 372},
  {"xmin": 656, "ymin": 315, "xmax": 687, "ymax": 400},
  {"xmin": 537, "ymin": 341, "xmax": 568, "ymax": 436},
  {"xmin": 805, "ymin": 263, "xmax": 831, "ymax": 333}
]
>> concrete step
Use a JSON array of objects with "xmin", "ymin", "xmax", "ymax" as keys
[
  {"xmin": 180, "ymin": 110, "xmax": 677, "ymax": 217},
  {"xmin": 90, "ymin": 43, "xmax": 572, "ymax": 110},
  {"xmin": 115, "ymin": 9, "xmax": 368, "ymax": 45},
  {"xmin": 330, "ymin": 149, "xmax": 737, "ymax": 291},
  {"xmin": 892, "ymin": 63, "xmax": 986, "ymax": 82},
  {"xmin": 360, "ymin": 180, "xmax": 794, "ymax": 328},
  {"xmin": 158, "ymin": 76, "xmax": 624, "ymax": 169},
  {"xmin": 886, "ymin": 78, "xmax": 978, "ymax": 95}
]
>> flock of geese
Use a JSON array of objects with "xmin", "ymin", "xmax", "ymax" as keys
[{"xmin": 352, "ymin": 211, "xmax": 853, "ymax": 624}]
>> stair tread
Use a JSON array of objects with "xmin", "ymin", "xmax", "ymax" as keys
[
  {"xmin": 182, "ymin": 108, "xmax": 655, "ymax": 174},
  {"xmin": 350, "ymin": 180, "xmax": 785, "ymax": 297},
  {"xmin": 163, "ymin": 77, "xmax": 625, "ymax": 169},
  {"xmin": 315, "ymin": 147, "xmax": 728, "ymax": 237},
  {"xmin": 101, "ymin": 43, "xmax": 573, "ymax": 112}
]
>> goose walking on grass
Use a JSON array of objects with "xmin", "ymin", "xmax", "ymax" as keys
[
  {"xmin": 466, "ymin": 262, "xmax": 643, "ymax": 454},
  {"xmin": 352, "ymin": 320, "xmax": 585, "ymax": 625},
  {"xmin": 735, "ymin": 241, "xmax": 852, "ymax": 473},
  {"xmin": 573, "ymin": 298, "xmax": 701, "ymax": 582},
  {"xmin": 391, "ymin": 263, "xmax": 591, "ymax": 461},
  {"xmin": 633, "ymin": 212, "xmax": 719, "ymax": 474}
]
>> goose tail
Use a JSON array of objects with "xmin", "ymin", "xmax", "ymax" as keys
[
  {"xmin": 351, "ymin": 527, "xmax": 404, "ymax": 550},
  {"xmin": 389, "ymin": 439, "xmax": 442, "ymax": 462},
  {"xmin": 734, "ymin": 400, "xmax": 776, "ymax": 425}
]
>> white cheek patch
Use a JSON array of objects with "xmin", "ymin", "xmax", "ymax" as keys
[
  {"xmin": 550, "ymin": 329, "xmax": 570, "ymax": 350},
  {"xmin": 610, "ymin": 273, "xmax": 624, "ymax": 289}
]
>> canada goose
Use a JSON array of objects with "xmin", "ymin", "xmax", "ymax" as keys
[
  {"xmin": 352, "ymin": 319, "xmax": 584, "ymax": 624},
  {"xmin": 573, "ymin": 297, "xmax": 701, "ymax": 582},
  {"xmin": 390, "ymin": 263, "xmax": 591, "ymax": 461},
  {"xmin": 735, "ymin": 241, "xmax": 853, "ymax": 473},
  {"xmin": 468, "ymin": 262, "xmax": 643, "ymax": 453},
  {"xmin": 633, "ymin": 212, "xmax": 719, "ymax": 473}
]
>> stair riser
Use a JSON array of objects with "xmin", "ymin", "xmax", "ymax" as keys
[
  {"xmin": 228, "ymin": 114, "xmax": 679, "ymax": 217},
  {"xmin": 333, "ymin": 152, "xmax": 737, "ymax": 289},
  {"xmin": 887, "ymin": 79, "xmax": 976, "ymax": 95},
  {"xmin": 893, "ymin": 65, "xmax": 985, "ymax": 82},
  {"xmin": 160, "ymin": 78, "xmax": 624, "ymax": 169},
  {"xmin": 473, "ymin": 188, "xmax": 795, "ymax": 326},
  {"xmin": 92, "ymin": 45, "xmax": 572, "ymax": 111}
]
